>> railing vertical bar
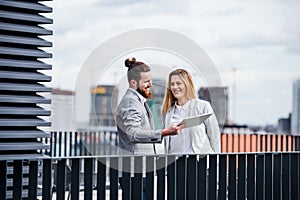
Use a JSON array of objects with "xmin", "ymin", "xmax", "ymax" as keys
[
  {"xmin": 176, "ymin": 156, "xmax": 186, "ymax": 200},
  {"xmin": 42, "ymin": 159, "xmax": 52, "ymax": 200},
  {"xmin": 97, "ymin": 158, "xmax": 106, "ymax": 200},
  {"xmin": 156, "ymin": 156, "xmax": 166, "ymax": 200},
  {"xmin": 247, "ymin": 154, "xmax": 255, "ymax": 200},
  {"xmin": 93, "ymin": 131, "xmax": 96, "ymax": 155},
  {"xmin": 122, "ymin": 157, "xmax": 131, "ymax": 200},
  {"xmin": 71, "ymin": 158, "xmax": 80, "ymax": 200},
  {"xmin": 256, "ymin": 154, "xmax": 264, "ymax": 200},
  {"xmin": 13, "ymin": 160, "xmax": 22, "ymax": 200},
  {"xmin": 282, "ymin": 153, "xmax": 290, "ymax": 200},
  {"xmin": 208, "ymin": 154, "xmax": 217, "ymax": 200},
  {"xmin": 56, "ymin": 159, "xmax": 66, "ymax": 200},
  {"xmin": 69, "ymin": 132, "xmax": 73, "ymax": 156},
  {"xmin": 58, "ymin": 131, "xmax": 62, "ymax": 157},
  {"xmin": 146, "ymin": 156, "xmax": 154, "ymax": 200},
  {"xmin": 273, "ymin": 153, "xmax": 281, "ymax": 200},
  {"xmin": 84, "ymin": 158, "xmax": 93, "ymax": 200},
  {"xmin": 74, "ymin": 132, "xmax": 78, "ymax": 156},
  {"xmin": 28, "ymin": 160, "xmax": 38, "ymax": 200},
  {"xmin": 238, "ymin": 154, "xmax": 246, "ymax": 200},
  {"xmin": 218, "ymin": 154, "xmax": 227, "ymax": 200},
  {"xmin": 198, "ymin": 155, "xmax": 207, "ymax": 200},
  {"xmin": 53, "ymin": 132, "xmax": 57, "ymax": 157},
  {"xmin": 167, "ymin": 155, "xmax": 176, "ymax": 200},
  {"xmin": 109, "ymin": 157, "xmax": 119, "ymax": 200},
  {"xmin": 133, "ymin": 156, "xmax": 143, "ymax": 200},
  {"xmin": 0, "ymin": 161, "xmax": 7, "ymax": 200},
  {"xmin": 187, "ymin": 155, "xmax": 197, "ymax": 200},
  {"xmin": 265, "ymin": 153, "xmax": 273, "ymax": 200},
  {"xmin": 228, "ymin": 154, "xmax": 236, "ymax": 200},
  {"xmin": 49, "ymin": 132, "xmax": 53, "ymax": 156},
  {"xmin": 291, "ymin": 153, "xmax": 298, "ymax": 200},
  {"xmin": 64, "ymin": 131, "xmax": 67, "ymax": 157}
]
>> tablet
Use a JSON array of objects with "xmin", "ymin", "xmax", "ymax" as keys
[{"xmin": 177, "ymin": 113, "xmax": 213, "ymax": 128}]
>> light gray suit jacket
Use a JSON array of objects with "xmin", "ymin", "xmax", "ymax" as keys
[{"xmin": 116, "ymin": 89, "xmax": 162, "ymax": 154}]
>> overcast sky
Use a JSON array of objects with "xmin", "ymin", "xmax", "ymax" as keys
[{"xmin": 44, "ymin": 0, "xmax": 300, "ymax": 126}]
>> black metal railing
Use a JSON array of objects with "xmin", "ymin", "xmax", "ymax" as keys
[
  {"xmin": 1, "ymin": 152, "xmax": 300, "ymax": 200},
  {"xmin": 46, "ymin": 131, "xmax": 300, "ymax": 157}
]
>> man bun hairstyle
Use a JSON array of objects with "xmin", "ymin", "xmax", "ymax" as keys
[{"xmin": 125, "ymin": 57, "xmax": 150, "ymax": 83}]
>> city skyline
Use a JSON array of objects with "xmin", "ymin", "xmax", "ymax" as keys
[{"xmin": 44, "ymin": 0, "xmax": 300, "ymax": 126}]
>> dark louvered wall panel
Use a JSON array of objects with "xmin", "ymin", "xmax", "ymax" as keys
[{"xmin": 0, "ymin": 0, "xmax": 52, "ymax": 155}]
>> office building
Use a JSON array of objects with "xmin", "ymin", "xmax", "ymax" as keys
[
  {"xmin": 278, "ymin": 113, "xmax": 291, "ymax": 135},
  {"xmin": 198, "ymin": 87, "xmax": 228, "ymax": 126},
  {"xmin": 292, "ymin": 79, "xmax": 300, "ymax": 135},
  {"xmin": 89, "ymin": 85, "xmax": 118, "ymax": 127}
]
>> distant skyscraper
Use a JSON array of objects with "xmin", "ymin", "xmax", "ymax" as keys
[
  {"xmin": 292, "ymin": 79, "xmax": 300, "ymax": 135},
  {"xmin": 89, "ymin": 85, "xmax": 118, "ymax": 127},
  {"xmin": 149, "ymin": 79, "xmax": 166, "ymax": 129},
  {"xmin": 43, "ymin": 89, "xmax": 76, "ymax": 132},
  {"xmin": 198, "ymin": 87, "xmax": 228, "ymax": 126},
  {"xmin": 278, "ymin": 113, "xmax": 291, "ymax": 135}
]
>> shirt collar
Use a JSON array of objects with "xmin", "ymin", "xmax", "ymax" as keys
[{"xmin": 129, "ymin": 88, "xmax": 147, "ymax": 104}]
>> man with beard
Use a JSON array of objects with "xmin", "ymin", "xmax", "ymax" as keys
[{"xmin": 116, "ymin": 57, "xmax": 180, "ymax": 155}]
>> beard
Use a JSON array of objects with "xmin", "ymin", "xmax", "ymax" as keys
[{"xmin": 137, "ymin": 86, "xmax": 152, "ymax": 99}]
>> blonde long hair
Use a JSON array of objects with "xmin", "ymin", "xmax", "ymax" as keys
[{"xmin": 161, "ymin": 68, "xmax": 196, "ymax": 115}]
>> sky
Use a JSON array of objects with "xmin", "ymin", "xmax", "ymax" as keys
[{"xmin": 43, "ymin": 0, "xmax": 300, "ymax": 126}]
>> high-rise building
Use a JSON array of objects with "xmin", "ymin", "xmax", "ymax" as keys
[
  {"xmin": 292, "ymin": 79, "xmax": 300, "ymax": 135},
  {"xmin": 198, "ymin": 87, "xmax": 228, "ymax": 126},
  {"xmin": 89, "ymin": 85, "xmax": 118, "ymax": 127},
  {"xmin": 149, "ymin": 79, "xmax": 166, "ymax": 129},
  {"xmin": 278, "ymin": 113, "xmax": 291, "ymax": 135}
]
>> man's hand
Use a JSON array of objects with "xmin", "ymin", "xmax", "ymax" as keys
[{"xmin": 161, "ymin": 124, "xmax": 184, "ymax": 137}]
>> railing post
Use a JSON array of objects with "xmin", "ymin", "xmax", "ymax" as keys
[
  {"xmin": 84, "ymin": 158, "xmax": 93, "ymax": 200},
  {"xmin": 0, "ymin": 161, "xmax": 7, "ymax": 200},
  {"xmin": 42, "ymin": 159, "xmax": 52, "ymax": 200},
  {"xmin": 71, "ymin": 158, "xmax": 80, "ymax": 200},
  {"xmin": 97, "ymin": 158, "xmax": 106, "ymax": 200},
  {"xmin": 208, "ymin": 154, "xmax": 217, "ymax": 200},
  {"xmin": 228, "ymin": 154, "xmax": 236, "ymax": 200},
  {"xmin": 28, "ymin": 160, "xmax": 38, "ymax": 199},
  {"xmin": 187, "ymin": 155, "xmax": 197, "ymax": 200},
  {"xmin": 146, "ymin": 156, "xmax": 154, "ymax": 200},
  {"xmin": 218, "ymin": 154, "xmax": 227, "ymax": 200}
]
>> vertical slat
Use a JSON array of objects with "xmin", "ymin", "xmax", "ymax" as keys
[
  {"xmin": 218, "ymin": 154, "xmax": 227, "ymax": 200},
  {"xmin": 0, "ymin": 161, "xmax": 7, "ymax": 200},
  {"xmin": 208, "ymin": 154, "xmax": 217, "ymax": 200},
  {"xmin": 228, "ymin": 154, "xmax": 236, "ymax": 200},
  {"xmin": 133, "ymin": 156, "xmax": 143, "ymax": 200},
  {"xmin": 56, "ymin": 159, "xmax": 66, "ymax": 200},
  {"xmin": 13, "ymin": 160, "xmax": 22, "ymax": 200},
  {"xmin": 238, "ymin": 154, "xmax": 246, "ymax": 200},
  {"xmin": 71, "ymin": 158, "xmax": 80, "ymax": 200},
  {"xmin": 110, "ymin": 157, "xmax": 119, "ymax": 200},
  {"xmin": 265, "ymin": 153, "xmax": 273, "ymax": 200},
  {"xmin": 74, "ymin": 132, "xmax": 78, "ymax": 156},
  {"xmin": 273, "ymin": 153, "xmax": 281, "ymax": 200},
  {"xmin": 84, "ymin": 158, "xmax": 93, "ymax": 200},
  {"xmin": 53, "ymin": 132, "xmax": 57, "ymax": 157},
  {"xmin": 97, "ymin": 158, "xmax": 106, "ymax": 200},
  {"xmin": 122, "ymin": 157, "xmax": 131, "ymax": 200},
  {"xmin": 28, "ymin": 160, "xmax": 38, "ymax": 199},
  {"xmin": 156, "ymin": 156, "xmax": 166, "ymax": 200},
  {"xmin": 282, "ymin": 153, "xmax": 290, "ymax": 200},
  {"xmin": 291, "ymin": 153, "xmax": 299, "ymax": 200},
  {"xmin": 187, "ymin": 155, "xmax": 197, "ymax": 200},
  {"xmin": 58, "ymin": 131, "xmax": 62, "ymax": 157},
  {"xmin": 69, "ymin": 132, "xmax": 73, "ymax": 156},
  {"xmin": 64, "ymin": 131, "xmax": 67, "ymax": 157},
  {"xmin": 256, "ymin": 154, "xmax": 264, "ymax": 200},
  {"xmin": 146, "ymin": 156, "xmax": 154, "ymax": 200},
  {"xmin": 167, "ymin": 155, "xmax": 176, "ymax": 200},
  {"xmin": 176, "ymin": 156, "xmax": 186, "ymax": 200},
  {"xmin": 198, "ymin": 155, "xmax": 207, "ymax": 200},
  {"xmin": 42, "ymin": 159, "xmax": 52, "ymax": 200},
  {"xmin": 246, "ymin": 154, "xmax": 255, "ymax": 200}
]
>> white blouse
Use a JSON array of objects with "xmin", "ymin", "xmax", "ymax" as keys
[{"xmin": 168, "ymin": 102, "xmax": 194, "ymax": 154}]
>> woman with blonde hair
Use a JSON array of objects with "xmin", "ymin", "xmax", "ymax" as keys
[{"xmin": 162, "ymin": 68, "xmax": 220, "ymax": 154}]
